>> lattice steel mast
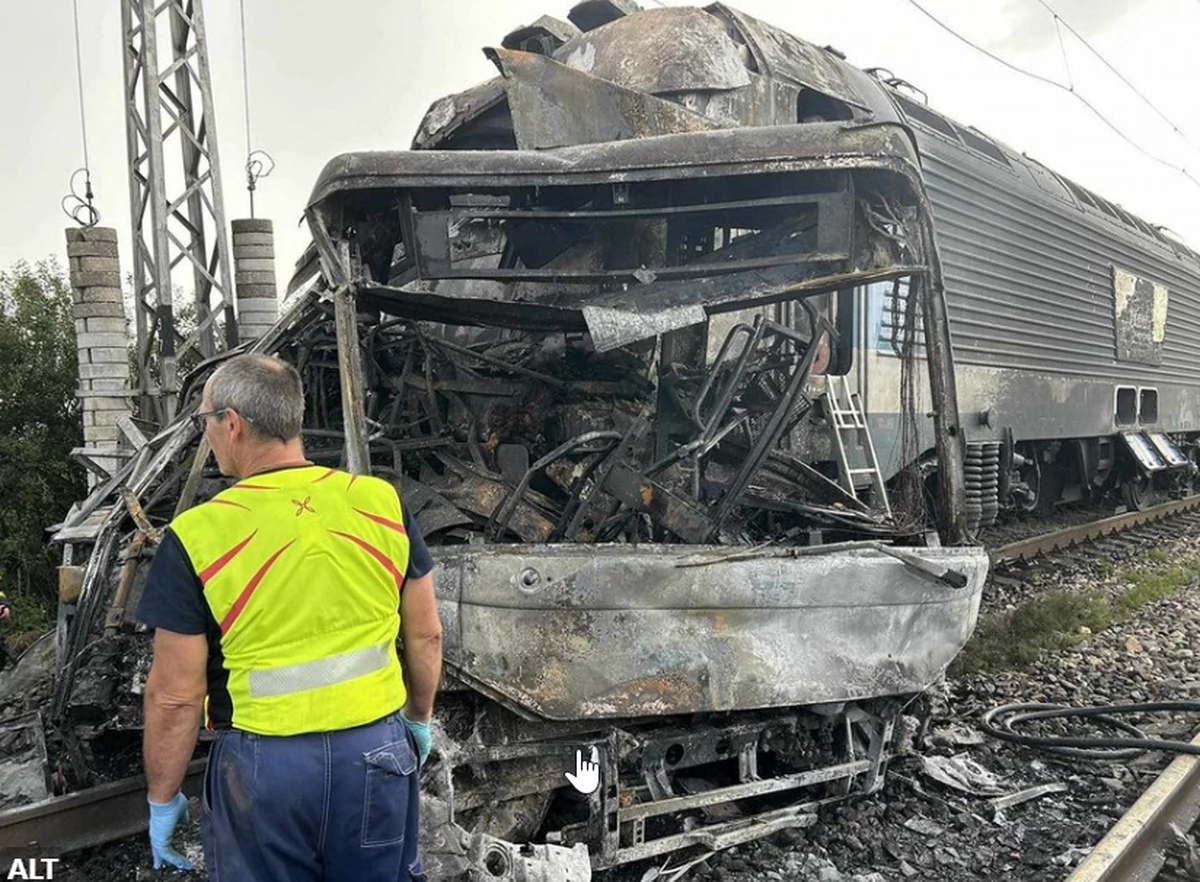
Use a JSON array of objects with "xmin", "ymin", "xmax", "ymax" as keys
[{"xmin": 121, "ymin": 0, "xmax": 237, "ymax": 423}]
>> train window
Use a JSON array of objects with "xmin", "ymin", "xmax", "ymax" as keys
[
  {"xmin": 1095, "ymin": 198, "xmax": 1123, "ymax": 222},
  {"xmin": 894, "ymin": 95, "xmax": 960, "ymax": 142},
  {"xmin": 1131, "ymin": 216, "xmax": 1157, "ymax": 238},
  {"xmin": 864, "ymin": 279, "xmax": 924, "ymax": 355},
  {"xmin": 955, "ymin": 126, "xmax": 1010, "ymax": 167},
  {"xmin": 1115, "ymin": 387, "xmax": 1137, "ymax": 426},
  {"xmin": 1057, "ymin": 175, "xmax": 1100, "ymax": 210},
  {"xmin": 797, "ymin": 88, "xmax": 854, "ymax": 122},
  {"xmin": 1139, "ymin": 388, "xmax": 1159, "ymax": 424},
  {"xmin": 1146, "ymin": 224, "xmax": 1173, "ymax": 246}
]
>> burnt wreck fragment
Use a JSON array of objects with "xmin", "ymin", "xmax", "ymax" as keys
[{"xmin": 7, "ymin": 4, "xmax": 989, "ymax": 880}]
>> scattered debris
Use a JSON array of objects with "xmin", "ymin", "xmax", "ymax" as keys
[
  {"xmin": 919, "ymin": 754, "xmax": 1007, "ymax": 797},
  {"xmin": 990, "ymin": 782, "xmax": 1069, "ymax": 813}
]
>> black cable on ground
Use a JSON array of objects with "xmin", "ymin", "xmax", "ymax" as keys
[{"xmin": 981, "ymin": 702, "xmax": 1200, "ymax": 761}]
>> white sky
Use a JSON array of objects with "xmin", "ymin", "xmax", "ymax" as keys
[{"xmin": 2, "ymin": 0, "xmax": 1197, "ymax": 288}]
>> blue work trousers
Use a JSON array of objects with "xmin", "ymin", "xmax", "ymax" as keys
[{"xmin": 201, "ymin": 711, "xmax": 426, "ymax": 881}]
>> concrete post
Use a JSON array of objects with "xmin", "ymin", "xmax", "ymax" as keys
[
  {"xmin": 232, "ymin": 218, "xmax": 279, "ymax": 344},
  {"xmin": 65, "ymin": 227, "xmax": 134, "ymax": 486}
]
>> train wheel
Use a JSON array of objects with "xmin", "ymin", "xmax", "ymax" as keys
[{"xmin": 1122, "ymin": 475, "xmax": 1158, "ymax": 511}]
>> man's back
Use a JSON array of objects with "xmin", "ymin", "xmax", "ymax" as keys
[{"xmin": 171, "ymin": 465, "xmax": 411, "ymax": 735}]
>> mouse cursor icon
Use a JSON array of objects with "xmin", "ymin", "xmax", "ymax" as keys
[{"xmin": 565, "ymin": 746, "xmax": 601, "ymax": 795}]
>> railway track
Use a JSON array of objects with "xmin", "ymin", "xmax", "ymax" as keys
[
  {"xmin": 989, "ymin": 495, "xmax": 1200, "ymax": 567},
  {"xmin": 1065, "ymin": 731, "xmax": 1200, "ymax": 882},
  {"xmin": 0, "ymin": 759, "xmax": 205, "ymax": 871}
]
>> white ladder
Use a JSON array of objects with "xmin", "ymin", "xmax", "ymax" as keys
[{"xmin": 825, "ymin": 375, "xmax": 892, "ymax": 517}]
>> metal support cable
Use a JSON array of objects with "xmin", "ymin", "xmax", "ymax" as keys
[
  {"xmin": 239, "ymin": 0, "xmax": 252, "ymax": 164},
  {"xmin": 62, "ymin": 0, "xmax": 98, "ymax": 227},
  {"xmin": 1052, "ymin": 16, "xmax": 1073, "ymax": 92},
  {"xmin": 71, "ymin": 0, "xmax": 91, "ymax": 174},
  {"xmin": 238, "ymin": 0, "xmax": 274, "ymax": 217},
  {"xmin": 902, "ymin": 0, "xmax": 1200, "ymax": 191},
  {"xmin": 1036, "ymin": 0, "xmax": 1200, "ymax": 152}
]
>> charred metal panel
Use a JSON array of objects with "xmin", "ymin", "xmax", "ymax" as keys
[
  {"xmin": 1112, "ymin": 267, "xmax": 1167, "ymax": 366},
  {"xmin": 310, "ymin": 122, "xmax": 924, "ymax": 206},
  {"xmin": 360, "ymin": 265, "xmax": 908, "ymax": 339},
  {"xmin": 413, "ymin": 79, "xmax": 512, "ymax": 151},
  {"xmin": 568, "ymin": 0, "xmax": 642, "ymax": 33},
  {"xmin": 708, "ymin": 4, "xmax": 868, "ymax": 111},
  {"xmin": 489, "ymin": 48, "xmax": 725, "ymax": 150},
  {"xmin": 433, "ymin": 544, "xmax": 986, "ymax": 720},
  {"xmin": 668, "ymin": 70, "xmax": 799, "ymax": 128},
  {"xmin": 554, "ymin": 8, "xmax": 750, "ymax": 94},
  {"xmin": 502, "ymin": 15, "xmax": 581, "ymax": 55}
]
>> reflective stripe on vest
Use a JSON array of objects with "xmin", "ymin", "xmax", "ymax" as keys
[
  {"xmin": 248, "ymin": 641, "xmax": 392, "ymax": 699},
  {"xmin": 171, "ymin": 466, "xmax": 411, "ymax": 736}
]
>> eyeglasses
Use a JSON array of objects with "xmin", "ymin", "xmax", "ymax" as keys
[
  {"xmin": 190, "ymin": 408, "xmax": 229, "ymax": 430},
  {"xmin": 190, "ymin": 408, "xmax": 257, "ymax": 430}
]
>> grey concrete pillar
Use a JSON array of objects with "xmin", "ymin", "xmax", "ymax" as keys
[
  {"xmin": 232, "ymin": 218, "xmax": 279, "ymax": 344},
  {"xmin": 65, "ymin": 227, "xmax": 133, "ymax": 486}
]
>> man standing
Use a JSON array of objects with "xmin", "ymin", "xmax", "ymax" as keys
[{"xmin": 135, "ymin": 354, "xmax": 443, "ymax": 881}]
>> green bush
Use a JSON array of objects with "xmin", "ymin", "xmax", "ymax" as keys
[{"xmin": 0, "ymin": 259, "xmax": 85, "ymax": 628}]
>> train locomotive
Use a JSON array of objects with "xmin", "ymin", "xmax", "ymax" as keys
[{"xmin": 879, "ymin": 86, "xmax": 1200, "ymax": 524}]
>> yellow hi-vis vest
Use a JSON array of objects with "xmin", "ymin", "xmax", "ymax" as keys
[{"xmin": 171, "ymin": 465, "xmax": 411, "ymax": 736}]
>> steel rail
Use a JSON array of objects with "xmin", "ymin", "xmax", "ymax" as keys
[
  {"xmin": 0, "ymin": 759, "xmax": 206, "ymax": 870},
  {"xmin": 989, "ymin": 495, "xmax": 1200, "ymax": 566},
  {"xmin": 1064, "ymin": 731, "xmax": 1200, "ymax": 882}
]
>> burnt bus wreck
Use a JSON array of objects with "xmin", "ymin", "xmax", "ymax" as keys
[{"xmin": 17, "ymin": 3, "xmax": 1000, "ymax": 879}]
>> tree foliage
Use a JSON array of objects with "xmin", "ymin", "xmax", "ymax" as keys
[{"xmin": 0, "ymin": 260, "xmax": 85, "ymax": 621}]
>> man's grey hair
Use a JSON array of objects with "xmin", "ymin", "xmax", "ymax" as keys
[{"xmin": 206, "ymin": 354, "xmax": 304, "ymax": 442}]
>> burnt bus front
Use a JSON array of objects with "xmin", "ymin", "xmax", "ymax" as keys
[{"xmin": 35, "ymin": 4, "xmax": 986, "ymax": 880}]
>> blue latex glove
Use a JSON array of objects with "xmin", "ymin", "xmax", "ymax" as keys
[
  {"xmin": 400, "ymin": 712, "xmax": 433, "ymax": 766},
  {"xmin": 148, "ymin": 792, "xmax": 194, "ymax": 871}
]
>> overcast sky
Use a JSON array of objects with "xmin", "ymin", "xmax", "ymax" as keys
[{"xmin": 2, "ymin": 0, "xmax": 1197, "ymax": 289}]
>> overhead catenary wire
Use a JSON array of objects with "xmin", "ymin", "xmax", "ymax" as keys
[
  {"xmin": 1052, "ymin": 16, "xmax": 1073, "ymax": 92},
  {"xmin": 1034, "ymin": 0, "xmax": 1200, "ymax": 154},
  {"xmin": 902, "ymin": 0, "xmax": 1200, "ymax": 192},
  {"xmin": 62, "ymin": 0, "xmax": 98, "ymax": 227}
]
